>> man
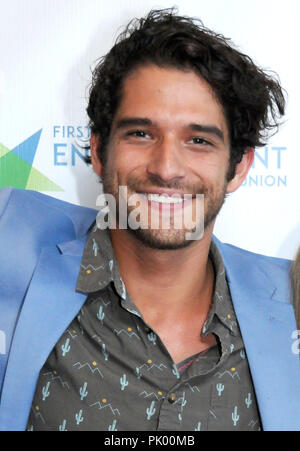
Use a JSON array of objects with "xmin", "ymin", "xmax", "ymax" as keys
[{"xmin": 0, "ymin": 9, "xmax": 299, "ymax": 431}]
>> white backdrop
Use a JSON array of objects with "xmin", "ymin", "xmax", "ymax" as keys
[{"xmin": 1, "ymin": 0, "xmax": 300, "ymax": 259}]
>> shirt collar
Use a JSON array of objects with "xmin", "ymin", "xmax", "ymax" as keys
[
  {"xmin": 77, "ymin": 226, "xmax": 238, "ymax": 336},
  {"xmin": 203, "ymin": 240, "xmax": 239, "ymax": 337},
  {"xmin": 76, "ymin": 225, "xmax": 126, "ymax": 298}
]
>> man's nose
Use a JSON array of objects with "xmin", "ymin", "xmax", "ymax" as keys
[{"xmin": 146, "ymin": 136, "xmax": 186, "ymax": 184}]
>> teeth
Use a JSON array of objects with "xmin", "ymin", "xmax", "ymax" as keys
[{"xmin": 146, "ymin": 193, "xmax": 183, "ymax": 204}]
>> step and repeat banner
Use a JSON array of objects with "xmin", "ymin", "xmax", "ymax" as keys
[{"xmin": 1, "ymin": 0, "xmax": 299, "ymax": 259}]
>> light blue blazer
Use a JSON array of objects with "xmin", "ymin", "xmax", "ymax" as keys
[{"xmin": 0, "ymin": 187, "xmax": 299, "ymax": 431}]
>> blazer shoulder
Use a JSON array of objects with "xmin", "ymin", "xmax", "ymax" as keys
[
  {"xmin": 223, "ymin": 241, "xmax": 290, "ymax": 266},
  {"xmin": 213, "ymin": 236, "xmax": 292, "ymax": 302},
  {"xmin": 0, "ymin": 187, "xmax": 97, "ymax": 238},
  {"xmin": 214, "ymin": 235, "xmax": 291, "ymax": 268}
]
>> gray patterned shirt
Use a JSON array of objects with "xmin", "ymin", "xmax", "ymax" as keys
[{"xmin": 27, "ymin": 227, "xmax": 262, "ymax": 431}]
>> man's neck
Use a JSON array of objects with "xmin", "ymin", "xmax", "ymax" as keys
[
  {"xmin": 110, "ymin": 226, "xmax": 216, "ymax": 364},
  {"xmin": 110, "ymin": 226, "xmax": 215, "ymax": 314}
]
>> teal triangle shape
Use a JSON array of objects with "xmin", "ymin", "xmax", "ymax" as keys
[{"xmin": 11, "ymin": 129, "xmax": 42, "ymax": 166}]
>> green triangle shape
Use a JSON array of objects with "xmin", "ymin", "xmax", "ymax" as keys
[
  {"xmin": 0, "ymin": 147, "xmax": 64, "ymax": 192},
  {"xmin": 0, "ymin": 150, "xmax": 32, "ymax": 188},
  {"xmin": 0, "ymin": 142, "xmax": 12, "ymax": 158},
  {"xmin": 26, "ymin": 166, "xmax": 64, "ymax": 192}
]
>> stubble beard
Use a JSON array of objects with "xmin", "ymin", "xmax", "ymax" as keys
[{"xmin": 102, "ymin": 168, "xmax": 227, "ymax": 250}]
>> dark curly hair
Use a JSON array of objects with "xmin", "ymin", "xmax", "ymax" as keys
[{"xmin": 86, "ymin": 8, "xmax": 285, "ymax": 180}]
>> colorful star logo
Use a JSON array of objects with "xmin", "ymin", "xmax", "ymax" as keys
[{"xmin": 0, "ymin": 129, "xmax": 63, "ymax": 191}]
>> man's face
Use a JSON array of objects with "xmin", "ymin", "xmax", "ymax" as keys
[{"xmin": 94, "ymin": 64, "xmax": 244, "ymax": 249}]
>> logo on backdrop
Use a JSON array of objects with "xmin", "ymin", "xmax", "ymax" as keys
[
  {"xmin": 53, "ymin": 125, "xmax": 90, "ymax": 167},
  {"xmin": 0, "ymin": 126, "xmax": 288, "ymax": 191},
  {"xmin": 242, "ymin": 146, "xmax": 287, "ymax": 188},
  {"xmin": 0, "ymin": 126, "xmax": 90, "ymax": 191},
  {"xmin": 0, "ymin": 129, "xmax": 63, "ymax": 191}
]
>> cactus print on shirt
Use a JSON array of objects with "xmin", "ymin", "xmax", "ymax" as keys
[{"xmin": 26, "ymin": 227, "xmax": 262, "ymax": 431}]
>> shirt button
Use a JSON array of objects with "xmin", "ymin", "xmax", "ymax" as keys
[{"xmin": 168, "ymin": 393, "xmax": 177, "ymax": 404}]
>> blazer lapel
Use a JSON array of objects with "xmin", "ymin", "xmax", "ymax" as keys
[
  {"xmin": 0, "ymin": 189, "xmax": 97, "ymax": 401},
  {"xmin": 215, "ymin": 239, "xmax": 300, "ymax": 431},
  {"xmin": 0, "ymin": 240, "xmax": 88, "ymax": 431}
]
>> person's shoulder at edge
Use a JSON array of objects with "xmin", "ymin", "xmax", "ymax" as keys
[
  {"xmin": 213, "ymin": 236, "xmax": 292, "ymax": 302},
  {"xmin": 0, "ymin": 186, "xmax": 96, "ymax": 212},
  {"xmin": 0, "ymin": 187, "xmax": 97, "ymax": 238},
  {"xmin": 214, "ymin": 236, "xmax": 291, "ymax": 266}
]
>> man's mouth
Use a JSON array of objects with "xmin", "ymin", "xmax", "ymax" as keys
[
  {"xmin": 135, "ymin": 190, "xmax": 195, "ymax": 206},
  {"xmin": 145, "ymin": 193, "xmax": 184, "ymax": 204}
]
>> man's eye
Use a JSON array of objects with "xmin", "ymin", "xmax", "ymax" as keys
[
  {"xmin": 191, "ymin": 137, "xmax": 211, "ymax": 145},
  {"xmin": 127, "ymin": 130, "xmax": 149, "ymax": 138}
]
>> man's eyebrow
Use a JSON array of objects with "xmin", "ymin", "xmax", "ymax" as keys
[
  {"xmin": 189, "ymin": 123, "xmax": 225, "ymax": 143},
  {"xmin": 114, "ymin": 117, "xmax": 154, "ymax": 130}
]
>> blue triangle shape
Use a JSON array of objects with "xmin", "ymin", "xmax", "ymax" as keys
[{"xmin": 11, "ymin": 129, "xmax": 42, "ymax": 166}]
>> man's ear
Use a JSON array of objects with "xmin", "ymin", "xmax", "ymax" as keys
[
  {"xmin": 90, "ymin": 133, "xmax": 103, "ymax": 178},
  {"xmin": 226, "ymin": 148, "xmax": 254, "ymax": 194}
]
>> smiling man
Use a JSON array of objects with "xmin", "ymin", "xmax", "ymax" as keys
[
  {"xmin": 0, "ymin": 9, "xmax": 299, "ymax": 432},
  {"xmin": 96, "ymin": 65, "xmax": 237, "ymax": 250}
]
